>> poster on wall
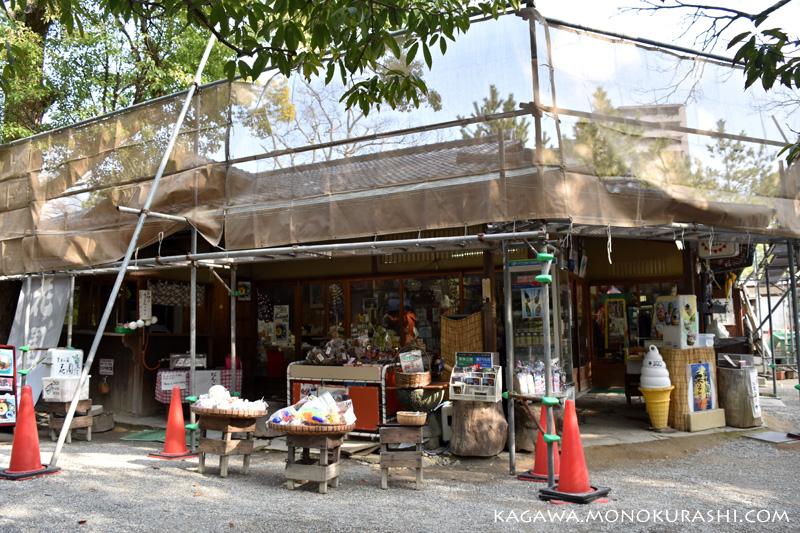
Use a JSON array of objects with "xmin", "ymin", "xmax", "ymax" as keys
[
  {"xmin": 686, "ymin": 363, "xmax": 716, "ymax": 412},
  {"xmin": 520, "ymin": 288, "xmax": 543, "ymax": 318}
]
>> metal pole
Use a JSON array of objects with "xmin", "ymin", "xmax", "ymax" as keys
[
  {"xmin": 49, "ymin": 36, "xmax": 217, "ymax": 467},
  {"xmin": 23, "ymin": 275, "xmax": 31, "ymax": 371},
  {"xmin": 539, "ymin": 250, "xmax": 555, "ymax": 488},
  {"xmin": 67, "ymin": 276, "xmax": 75, "ymax": 348},
  {"xmin": 230, "ymin": 265, "xmax": 237, "ymax": 394},
  {"xmin": 787, "ymin": 240, "xmax": 800, "ymax": 399},
  {"xmin": 62, "ymin": 230, "xmax": 546, "ymax": 272},
  {"xmin": 765, "ymin": 254, "xmax": 777, "ymax": 395},
  {"xmin": 503, "ymin": 241, "xmax": 516, "ymax": 474},
  {"xmin": 189, "ymin": 228, "xmax": 198, "ymax": 451}
]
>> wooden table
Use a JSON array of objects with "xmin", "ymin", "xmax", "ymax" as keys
[
  {"xmin": 378, "ymin": 423, "xmax": 424, "ymax": 490},
  {"xmin": 269, "ymin": 422, "xmax": 354, "ymax": 494},
  {"xmin": 191, "ymin": 407, "xmax": 266, "ymax": 478},
  {"xmin": 46, "ymin": 400, "xmax": 93, "ymax": 443}
]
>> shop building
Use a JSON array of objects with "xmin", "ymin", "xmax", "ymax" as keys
[{"xmin": 1, "ymin": 9, "xmax": 799, "ymax": 438}]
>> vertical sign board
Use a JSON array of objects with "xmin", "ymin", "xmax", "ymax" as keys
[
  {"xmin": 139, "ymin": 289, "xmax": 152, "ymax": 320},
  {"xmin": 0, "ymin": 346, "xmax": 17, "ymax": 426}
]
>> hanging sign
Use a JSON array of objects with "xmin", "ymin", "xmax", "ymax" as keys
[
  {"xmin": 698, "ymin": 241, "xmax": 739, "ymax": 259},
  {"xmin": 139, "ymin": 289, "xmax": 152, "ymax": 319}
]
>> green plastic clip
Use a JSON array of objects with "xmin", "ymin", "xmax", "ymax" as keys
[
  {"xmin": 185, "ymin": 423, "xmax": 199, "ymax": 431},
  {"xmin": 537, "ymin": 253, "xmax": 555, "ymax": 262},
  {"xmin": 542, "ymin": 396, "xmax": 560, "ymax": 406},
  {"xmin": 502, "ymin": 391, "xmax": 516, "ymax": 400},
  {"xmin": 543, "ymin": 434, "xmax": 561, "ymax": 444},
  {"xmin": 17, "ymin": 368, "xmax": 29, "ymax": 376},
  {"xmin": 795, "ymin": 384, "xmax": 800, "ymax": 391},
  {"xmin": 19, "ymin": 346, "xmax": 30, "ymax": 352},
  {"xmin": 232, "ymin": 391, "xmax": 241, "ymax": 397},
  {"xmin": 185, "ymin": 396, "xmax": 198, "ymax": 403},
  {"xmin": 535, "ymin": 274, "xmax": 552, "ymax": 284},
  {"xmin": 770, "ymin": 363, "xmax": 776, "ymax": 369}
]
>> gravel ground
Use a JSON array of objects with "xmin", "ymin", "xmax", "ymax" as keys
[{"xmin": 1, "ymin": 382, "xmax": 799, "ymax": 532}]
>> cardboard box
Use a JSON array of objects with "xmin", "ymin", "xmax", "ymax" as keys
[
  {"xmin": 41, "ymin": 376, "xmax": 90, "ymax": 402},
  {"xmin": 685, "ymin": 408, "xmax": 726, "ymax": 432}
]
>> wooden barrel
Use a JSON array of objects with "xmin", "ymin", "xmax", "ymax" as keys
[{"xmin": 717, "ymin": 367, "xmax": 762, "ymax": 428}]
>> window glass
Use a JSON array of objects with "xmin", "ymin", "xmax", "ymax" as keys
[{"xmin": 349, "ymin": 279, "xmax": 400, "ymax": 349}]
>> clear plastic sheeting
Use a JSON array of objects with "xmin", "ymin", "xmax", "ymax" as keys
[{"xmin": 0, "ymin": 8, "xmax": 798, "ymax": 276}]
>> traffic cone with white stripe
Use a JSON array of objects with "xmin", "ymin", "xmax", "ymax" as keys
[{"xmin": 538, "ymin": 399, "xmax": 610, "ymax": 504}]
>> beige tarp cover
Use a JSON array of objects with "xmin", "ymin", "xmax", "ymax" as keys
[{"xmin": 1, "ymin": 11, "xmax": 798, "ymax": 276}]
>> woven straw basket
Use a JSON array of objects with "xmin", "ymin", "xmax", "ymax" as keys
[
  {"xmin": 397, "ymin": 411, "xmax": 427, "ymax": 425},
  {"xmin": 395, "ymin": 370, "xmax": 431, "ymax": 389}
]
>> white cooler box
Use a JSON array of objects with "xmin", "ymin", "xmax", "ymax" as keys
[{"xmin": 41, "ymin": 376, "xmax": 90, "ymax": 402}]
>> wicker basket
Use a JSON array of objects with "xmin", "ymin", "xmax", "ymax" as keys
[
  {"xmin": 395, "ymin": 370, "xmax": 432, "ymax": 389},
  {"xmin": 267, "ymin": 421, "xmax": 355, "ymax": 435},
  {"xmin": 395, "ymin": 346, "xmax": 432, "ymax": 388},
  {"xmin": 191, "ymin": 406, "xmax": 268, "ymax": 418},
  {"xmin": 396, "ymin": 411, "xmax": 427, "ymax": 425}
]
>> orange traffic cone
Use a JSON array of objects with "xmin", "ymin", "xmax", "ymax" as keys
[
  {"xmin": 0, "ymin": 385, "xmax": 61, "ymax": 480},
  {"xmin": 539, "ymin": 399, "xmax": 610, "ymax": 504},
  {"xmin": 149, "ymin": 386, "xmax": 197, "ymax": 460},
  {"xmin": 519, "ymin": 405, "xmax": 560, "ymax": 482}
]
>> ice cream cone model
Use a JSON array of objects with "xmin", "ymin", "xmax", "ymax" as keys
[{"xmin": 638, "ymin": 345, "xmax": 674, "ymax": 429}]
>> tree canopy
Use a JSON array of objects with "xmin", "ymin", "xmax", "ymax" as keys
[
  {"xmin": 631, "ymin": 0, "xmax": 800, "ymax": 164},
  {"xmin": 1, "ymin": 0, "xmax": 517, "ymax": 131}
]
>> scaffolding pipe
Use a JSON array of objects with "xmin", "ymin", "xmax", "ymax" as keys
[
  {"xmin": 230, "ymin": 265, "xmax": 237, "ymax": 394},
  {"xmin": 49, "ymin": 231, "xmax": 545, "ymax": 272},
  {"xmin": 189, "ymin": 228, "xmax": 198, "ymax": 452},
  {"xmin": 23, "ymin": 275, "xmax": 31, "ymax": 372},
  {"xmin": 49, "ymin": 36, "xmax": 217, "ymax": 467},
  {"xmin": 787, "ymin": 240, "xmax": 800, "ymax": 400},
  {"xmin": 765, "ymin": 258, "xmax": 777, "ymax": 395},
  {"xmin": 67, "ymin": 276, "xmax": 75, "ymax": 348},
  {"xmin": 503, "ymin": 241, "xmax": 516, "ymax": 475}
]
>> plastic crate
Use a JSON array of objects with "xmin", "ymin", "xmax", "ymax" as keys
[
  {"xmin": 449, "ymin": 365, "xmax": 502, "ymax": 402},
  {"xmin": 41, "ymin": 376, "xmax": 90, "ymax": 402}
]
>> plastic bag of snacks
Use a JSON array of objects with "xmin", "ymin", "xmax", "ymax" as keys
[
  {"xmin": 193, "ymin": 385, "xmax": 268, "ymax": 411},
  {"xmin": 269, "ymin": 392, "xmax": 356, "ymax": 426}
]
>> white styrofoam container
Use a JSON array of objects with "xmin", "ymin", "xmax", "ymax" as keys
[
  {"xmin": 698, "ymin": 333, "xmax": 715, "ymax": 347},
  {"xmin": 46, "ymin": 348, "xmax": 84, "ymax": 378},
  {"xmin": 41, "ymin": 376, "xmax": 90, "ymax": 402},
  {"xmin": 440, "ymin": 402, "xmax": 453, "ymax": 442}
]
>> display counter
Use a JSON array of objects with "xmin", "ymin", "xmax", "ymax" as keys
[
  {"xmin": 286, "ymin": 362, "xmax": 402, "ymax": 434},
  {"xmin": 155, "ymin": 369, "xmax": 242, "ymax": 403}
]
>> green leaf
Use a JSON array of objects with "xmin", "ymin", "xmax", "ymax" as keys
[
  {"xmin": 422, "ymin": 42, "xmax": 432, "ymax": 69},
  {"xmin": 325, "ymin": 61, "xmax": 336, "ymax": 85},
  {"xmin": 727, "ymin": 31, "xmax": 751, "ymax": 50},
  {"xmin": 406, "ymin": 42, "xmax": 419, "ymax": 65}
]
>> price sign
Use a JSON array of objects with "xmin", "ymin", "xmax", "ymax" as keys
[
  {"xmin": 99, "ymin": 358, "xmax": 114, "ymax": 376},
  {"xmin": 161, "ymin": 372, "xmax": 188, "ymax": 390}
]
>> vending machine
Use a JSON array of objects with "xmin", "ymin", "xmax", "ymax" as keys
[{"xmin": 0, "ymin": 345, "xmax": 17, "ymax": 427}]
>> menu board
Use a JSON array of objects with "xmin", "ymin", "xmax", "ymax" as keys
[{"xmin": 0, "ymin": 345, "xmax": 17, "ymax": 426}]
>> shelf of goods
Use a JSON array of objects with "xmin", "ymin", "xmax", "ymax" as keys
[{"xmin": 286, "ymin": 362, "xmax": 402, "ymax": 435}]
